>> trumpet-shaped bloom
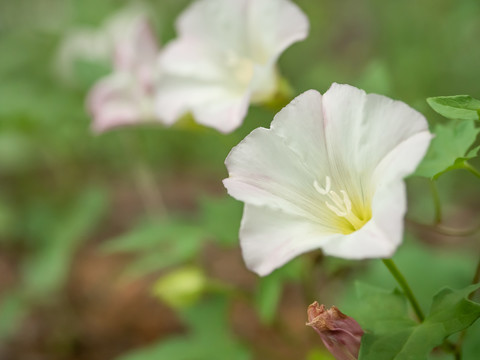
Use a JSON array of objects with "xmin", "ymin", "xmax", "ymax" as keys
[
  {"xmin": 58, "ymin": 4, "xmax": 160, "ymax": 132},
  {"xmin": 155, "ymin": 0, "xmax": 309, "ymax": 133},
  {"xmin": 57, "ymin": 4, "xmax": 155, "ymax": 84},
  {"xmin": 223, "ymin": 83, "xmax": 432, "ymax": 276},
  {"xmin": 86, "ymin": 14, "xmax": 159, "ymax": 133}
]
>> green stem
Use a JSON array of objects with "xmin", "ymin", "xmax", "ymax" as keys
[
  {"xmin": 469, "ymin": 255, "xmax": 480, "ymax": 299},
  {"xmin": 455, "ymin": 254, "xmax": 480, "ymax": 355},
  {"xmin": 429, "ymin": 180, "xmax": 442, "ymax": 224},
  {"xmin": 382, "ymin": 259, "xmax": 425, "ymax": 322},
  {"xmin": 462, "ymin": 161, "xmax": 480, "ymax": 180},
  {"xmin": 118, "ymin": 133, "xmax": 167, "ymax": 218}
]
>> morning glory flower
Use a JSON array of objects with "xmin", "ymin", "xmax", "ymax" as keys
[
  {"xmin": 57, "ymin": 4, "xmax": 154, "ymax": 85},
  {"xmin": 85, "ymin": 5, "xmax": 160, "ymax": 133},
  {"xmin": 154, "ymin": 0, "xmax": 309, "ymax": 133},
  {"xmin": 223, "ymin": 83, "xmax": 432, "ymax": 276}
]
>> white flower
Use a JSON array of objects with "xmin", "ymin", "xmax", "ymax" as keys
[
  {"xmin": 56, "ymin": 3, "xmax": 154, "ymax": 83},
  {"xmin": 57, "ymin": 3, "xmax": 160, "ymax": 132},
  {"xmin": 86, "ymin": 13, "xmax": 160, "ymax": 133},
  {"xmin": 223, "ymin": 83, "xmax": 432, "ymax": 276},
  {"xmin": 154, "ymin": 0, "xmax": 309, "ymax": 133}
]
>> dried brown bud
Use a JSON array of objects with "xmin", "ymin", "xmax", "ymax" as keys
[{"xmin": 306, "ymin": 301, "xmax": 364, "ymax": 360}]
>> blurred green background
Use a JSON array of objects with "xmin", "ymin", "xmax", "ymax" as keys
[{"xmin": 0, "ymin": 0, "xmax": 479, "ymax": 359}]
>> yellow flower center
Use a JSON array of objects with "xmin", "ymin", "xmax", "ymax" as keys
[{"xmin": 314, "ymin": 176, "xmax": 371, "ymax": 234}]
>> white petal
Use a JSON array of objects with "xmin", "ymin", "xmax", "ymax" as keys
[
  {"xmin": 224, "ymin": 124, "xmax": 339, "ymax": 229},
  {"xmin": 155, "ymin": 78, "xmax": 249, "ymax": 131},
  {"xmin": 156, "ymin": 38, "xmax": 249, "ymax": 130},
  {"xmin": 112, "ymin": 17, "xmax": 159, "ymax": 72},
  {"xmin": 322, "ymin": 181, "xmax": 406, "ymax": 259},
  {"xmin": 240, "ymin": 204, "xmax": 338, "ymax": 276},
  {"xmin": 247, "ymin": 0, "xmax": 309, "ymax": 63},
  {"xmin": 191, "ymin": 94, "xmax": 251, "ymax": 133},
  {"xmin": 158, "ymin": 38, "xmax": 227, "ymax": 82},
  {"xmin": 270, "ymin": 90, "xmax": 330, "ymax": 179},
  {"xmin": 176, "ymin": 0, "xmax": 249, "ymax": 53},
  {"xmin": 56, "ymin": 29, "xmax": 111, "ymax": 83},
  {"xmin": 372, "ymin": 131, "xmax": 432, "ymax": 187},
  {"xmin": 322, "ymin": 83, "xmax": 430, "ymax": 178}
]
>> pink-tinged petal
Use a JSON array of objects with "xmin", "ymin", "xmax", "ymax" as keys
[
  {"xmin": 322, "ymin": 181, "xmax": 406, "ymax": 259},
  {"xmin": 239, "ymin": 204, "xmax": 338, "ymax": 276},
  {"xmin": 113, "ymin": 18, "xmax": 159, "ymax": 73},
  {"xmin": 87, "ymin": 73, "xmax": 155, "ymax": 133}
]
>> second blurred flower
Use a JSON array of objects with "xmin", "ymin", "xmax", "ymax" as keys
[{"xmin": 155, "ymin": 0, "xmax": 310, "ymax": 133}]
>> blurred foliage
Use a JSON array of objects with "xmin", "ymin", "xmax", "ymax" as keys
[
  {"xmin": 117, "ymin": 296, "xmax": 251, "ymax": 360},
  {"xmin": 0, "ymin": 0, "xmax": 479, "ymax": 359},
  {"xmin": 356, "ymin": 283, "xmax": 480, "ymax": 360},
  {"xmin": 415, "ymin": 121, "xmax": 479, "ymax": 179}
]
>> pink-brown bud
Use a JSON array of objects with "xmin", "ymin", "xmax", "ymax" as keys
[{"xmin": 306, "ymin": 301, "xmax": 364, "ymax": 360}]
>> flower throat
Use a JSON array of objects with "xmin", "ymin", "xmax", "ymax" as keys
[{"xmin": 314, "ymin": 176, "xmax": 371, "ymax": 234}]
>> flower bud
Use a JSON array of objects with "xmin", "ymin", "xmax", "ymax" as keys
[{"xmin": 306, "ymin": 301, "xmax": 364, "ymax": 360}]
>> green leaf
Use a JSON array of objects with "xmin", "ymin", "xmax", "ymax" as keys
[
  {"xmin": 427, "ymin": 95, "xmax": 480, "ymax": 121},
  {"xmin": 340, "ymin": 239, "xmax": 475, "ymax": 312},
  {"xmin": 255, "ymin": 272, "xmax": 284, "ymax": 325},
  {"xmin": 116, "ymin": 297, "xmax": 251, "ymax": 360},
  {"xmin": 352, "ymin": 283, "xmax": 416, "ymax": 332},
  {"xmin": 199, "ymin": 195, "xmax": 242, "ymax": 247},
  {"xmin": 254, "ymin": 259, "xmax": 305, "ymax": 325},
  {"xmin": 462, "ymin": 314, "xmax": 480, "ymax": 360},
  {"xmin": 22, "ymin": 187, "xmax": 109, "ymax": 298},
  {"xmin": 102, "ymin": 217, "xmax": 207, "ymax": 279},
  {"xmin": 0, "ymin": 291, "xmax": 29, "ymax": 340},
  {"xmin": 358, "ymin": 284, "xmax": 480, "ymax": 360},
  {"xmin": 414, "ymin": 121, "xmax": 480, "ymax": 179}
]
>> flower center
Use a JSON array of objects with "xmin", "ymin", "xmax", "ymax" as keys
[
  {"xmin": 313, "ymin": 176, "xmax": 370, "ymax": 234},
  {"xmin": 225, "ymin": 51, "xmax": 254, "ymax": 88}
]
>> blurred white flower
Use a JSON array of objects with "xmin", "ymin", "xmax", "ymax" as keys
[
  {"xmin": 56, "ymin": 3, "xmax": 154, "ymax": 83},
  {"xmin": 57, "ymin": 3, "xmax": 160, "ymax": 132},
  {"xmin": 86, "ymin": 13, "xmax": 160, "ymax": 133},
  {"xmin": 223, "ymin": 83, "xmax": 432, "ymax": 276},
  {"xmin": 155, "ymin": 0, "xmax": 309, "ymax": 133}
]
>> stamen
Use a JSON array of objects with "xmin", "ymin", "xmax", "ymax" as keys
[
  {"xmin": 325, "ymin": 201, "xmax": 348, "ymax": 217},
  {"xmin": 329, "ymin": 190, "xmax": 345, "ymax": 209},
  {"xmin": 340, "ymin": 190, "xmax": 352, "ymax": 214},
  {"xmin": 313, "ymin": 176, "xmax": 331, "ymax": 195}
]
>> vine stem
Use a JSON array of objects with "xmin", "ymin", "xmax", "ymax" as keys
[
  {"xmin": 462, "ymin": 161, "xmax": 480, "ymax": 180},
  {"xmin": 382, "ymin": 259, "xmax": 425, "ymax": 322},
  {"xmin": 429, "ymin": 180, "xmax": 442, "ymax": 224}
]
